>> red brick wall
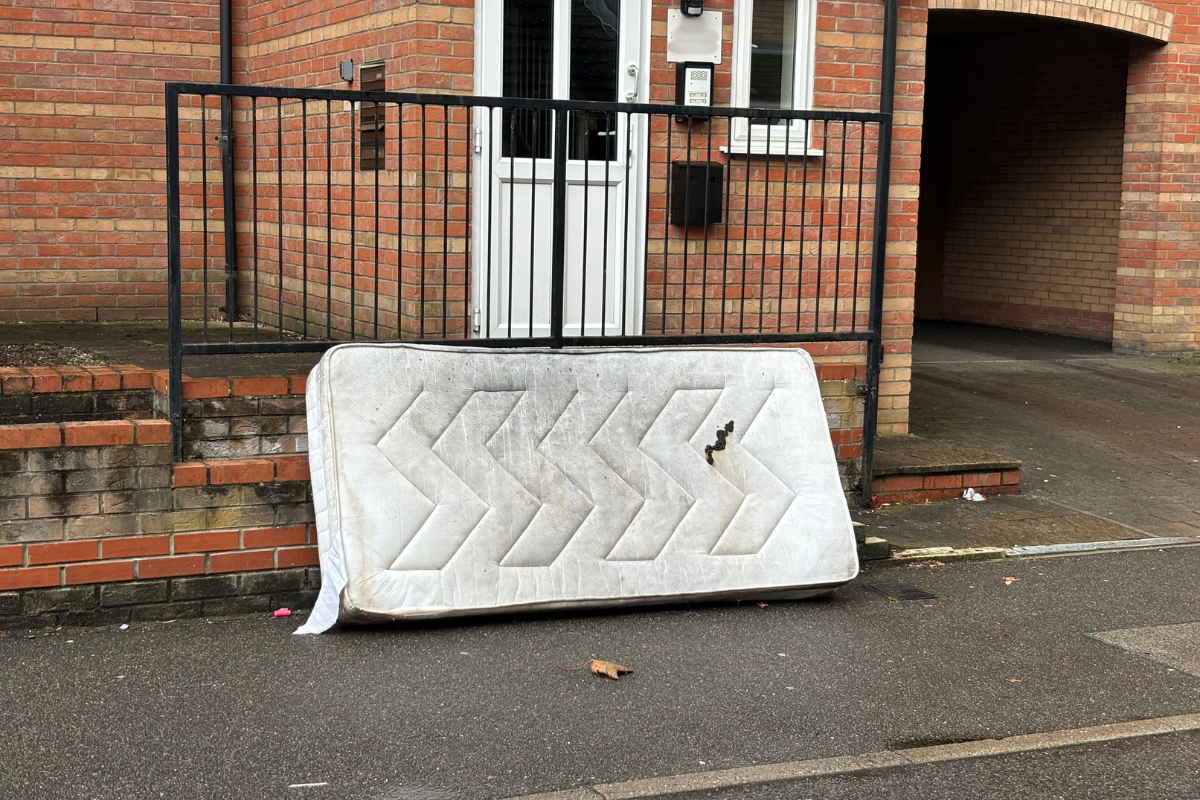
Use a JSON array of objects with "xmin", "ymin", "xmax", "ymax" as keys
[
  {"xmin": 1115, "ymin": 0, "xmax": 1200, "ymax": 353},
  {"xmin": 241, "ymin": 0, "xmax": 474, "ymax": 91},
  {"xmin": 215, "ymin": 0, "xmax": 921, "ymax": 435},
  {"xmin": 15, "ymin": 0, "xmax": 1199, "ymax": 407},
  {"xmin": 0, "ymin": 0, "xmax": 220, "ymax": 322},
  {"xmin": 641, "ymin": 0, "xmax": 922, "ymax": 435},
  {"xmin": 1, "ymin": 0, "xmax": 922, "ymax": 436}
]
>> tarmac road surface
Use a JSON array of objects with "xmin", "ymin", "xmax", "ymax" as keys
[{"xmin": 2, "ymin": 545, "xmax": 1199, "ymax": 800}]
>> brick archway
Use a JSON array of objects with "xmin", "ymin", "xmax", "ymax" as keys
[{"xmin": 927, "ymin": 0, "xmax": 1172, "ymax": 42}]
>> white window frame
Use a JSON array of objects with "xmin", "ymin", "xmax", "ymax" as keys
[{"xmin": 726, "ymin": 0, "xmax": 818, "ymax": 156}]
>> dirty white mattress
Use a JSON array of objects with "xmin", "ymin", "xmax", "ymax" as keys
[{"xmin": 295, "ymin": 344, "xmax": 858, "ymax": 633}]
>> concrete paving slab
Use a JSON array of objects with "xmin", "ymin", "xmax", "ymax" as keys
[
  {"xmin": 890, "ymin": 322, "xmax": 1200, "ymax": 550},
  {"xmin": 0, "ymin": 321, "xmax": 321, "ymax": 376},
  {"xmin": 853, "ymin": 494, "xmax": 1145, "ymax": 551},
  {"xmin": 1093, "ymin": 622, "xmax": 1200, "ymax": 678},
  {"xmin": 872, "ymin": 435, "xmax": 1020, "ymax": 476},
  {"xmin": 908, "ymin": 353, "xmax": 1200, "ymax": 539},
  {"xmin": 911, "ymin": 321, "xmax": 1112, "ymax": 364}
]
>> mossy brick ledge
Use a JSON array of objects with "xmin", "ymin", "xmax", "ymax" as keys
[{"xmin": 0, "ymin": 418, "xmax": 316, "ymax": 626}]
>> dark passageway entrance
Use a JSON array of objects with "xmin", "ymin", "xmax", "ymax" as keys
[{"xmin": 916, "ymin": 12, "xmax": 1134, "ymax": 343}]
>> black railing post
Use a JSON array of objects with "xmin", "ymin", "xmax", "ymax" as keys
[
  {"xmin": 165, "ymin": 86, "xmax": 184, "ymax": 461},
  {"xmin": 219, "ymin": 0, "xmax": 238, "ymax": 323},
  {"xmin": 859, "ymin": 0, "xmax": 899, "ymax": 508},
  {"xmin": 220, "ymin": 94, "xmax": 238, "ymax": 324},
  {"xmin": 549, "ymin": 108, "xmax": 569, "ymax": 347}
]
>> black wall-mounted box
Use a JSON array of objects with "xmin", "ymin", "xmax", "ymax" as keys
[{"xmin": 670, "ymin": 161, "xmax": 723, "ymax": 226}]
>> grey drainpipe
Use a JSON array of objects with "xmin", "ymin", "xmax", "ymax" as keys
[
  {"xmin": 219, "ymin": 0, "xmax": 238, "ymax": 322},
  {"xmin": 858, "ymin": 0, "xmax": 898, "ymax": 508}
]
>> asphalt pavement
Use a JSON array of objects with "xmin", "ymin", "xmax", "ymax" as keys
[{"xmin": 2, "ymin": 545, "xmax": 1200, "ymax": 800}]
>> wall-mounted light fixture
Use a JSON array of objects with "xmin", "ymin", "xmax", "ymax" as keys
[{"xmin": 339, "ymin": 59, "xmax": 355, "ymax": 82}]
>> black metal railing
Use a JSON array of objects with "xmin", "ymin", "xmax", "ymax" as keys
[{"xmin": 166, "ymin": 82, "xmax": 892, "ymax": 502}]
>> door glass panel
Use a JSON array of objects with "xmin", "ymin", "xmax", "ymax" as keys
[
  {"xmin": 569, "ymin": 0, "xmax": 620, "ymax": 160},
  {"xmin": 748, "ymin": 0, "xmax": 796, "ymax": 109},
  {"xmin": 503, "ymin": 0, "xmax": 553, "ymax": 158}
]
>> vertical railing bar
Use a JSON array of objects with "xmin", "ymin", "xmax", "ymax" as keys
[
  {"xmin": 720, "ymin": 115, "xmax": 732, "ymax": 334},
  {"xmin": 739, "ymin": 124, "xmax": 751, "ymax": 334},
  {"xmin": 276, "ymin": 97, "xmax": 283, "ymax": 342},
  {"xmin": 252, "ymin": 98, "xmax": 260, "ymax": 342},
  {"xmin": 400, "ymin": 103, "xmax": 409, "ymax": 339},
  {"xmin": 506, "ymin": 112, "xmax": 516, "ymax": 338},
  {"xmin": 302, "ymin": 99, "xmax": 309, "ymax": 340},
  {"xmin": 528, "ymin": 112, "xmax": 540, "ymax": 338},
  {"xmin": 600, "ymin": 111, "xmax": 612, "ymax": 338},
  {"xmin": 816, "ymin": 121, "xmax": 829, "ymax": 333},
  {"xmin": 700, "ymin": 115, "xmax": 712, "ymax": 334},
  {"xmin": 442, "ymin": 103, "xmax": 449, "ymax": 338},
  {"xmin": 796, "ymin": 117, "xmax": 811, "ymax": 333},
  {"xmin": 759, "ymin": 123, "xmax": 771, "ymax": 333},
  {"xmin": 227, "ymin": 93, "xmax": 237, "ymax": 342},
  {"xmin": 201, "ymin": 94, "xmax": 209, "ymax": 340},
  {"xmin": 485, "ymin": 106, "xmax": 495, "ymax": 338},
  {"xmin": 861, "ymin": 0, "xmax": 899, "ymax": 509},
  {"xmin": 662, "ymin": 117, "xmax": 671, "ymax": 333},
  {"xmin": 549, "ymin": 107, "xmax": 568, "ymax": 348},
  {"xmin": 581, "ymin": 112, "xmax": 591, "ymax": 338},
  {"xmin": 419, "ymin": 103, "xmax": 426, "ymax": 339},
  {"xmin": 465, "ymin": 106, "xmax": 473, "ymax": 339},
  {"xmin": 777, "ymin": 121, "xmax": 791, "ymax": 333},
  {"xmin": 373, "ymin": 101, "xmax": 382, "ymax": 340},
  {"xmin": 622, "ymin": 110, "xmax": 633, "ymax": 336},
  {"xmin": 326, "ymin": 99, "xmax": 333, "ymax": 338},
  {"xmin": 833, "ymin": 120, "xmax": 848, "ymax": 332},
  {"xmin": 852, "ymin": 121, "xmax": 866, "ymax": 333},
  {"xmin": 166, "ymin": 86, "xmax": 184, "ymax": 461},
  {"xmin": 351, "ymin": 98, "xmax": 359, "ymax": 339},
  {"xmin": 681, "ymin": 120, "xmax": 692, "ymax": 335}
]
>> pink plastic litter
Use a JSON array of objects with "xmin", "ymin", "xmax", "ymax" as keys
[{"xmin": 274, "ymin": 608, "xmax": 292, "ymax": 617}]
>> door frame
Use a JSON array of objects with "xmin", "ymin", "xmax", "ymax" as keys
[{"xmin": 471, "ymin": 0, "xmax": 652, "ymax": 337}]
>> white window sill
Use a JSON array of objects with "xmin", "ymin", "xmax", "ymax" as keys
[
  {"xmin": 721, "ymin": 143, "xmax": 823, "ymax": 158},
  {"xmin": 722, "ymin": 122, "xmax": 823, "ymax": 158}
]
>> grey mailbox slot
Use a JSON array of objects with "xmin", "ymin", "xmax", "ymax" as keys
[{"xmin": 670, "ymin": 161, "xmax": 723, "ymax": 226}]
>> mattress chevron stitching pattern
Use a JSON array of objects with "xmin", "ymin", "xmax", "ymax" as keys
[{"xmin": 295, "ymin": 345, "xmax": 858, "ymax": 633}]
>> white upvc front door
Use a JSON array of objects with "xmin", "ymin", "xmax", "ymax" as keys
[{"xmin": 473, "ymin": 0, "xmax": 649, "ymax": 338}]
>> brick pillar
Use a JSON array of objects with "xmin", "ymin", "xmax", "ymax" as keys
[{"xmin": 1114, "ymin": 27, "xmax": 1200, "ymax": 354}]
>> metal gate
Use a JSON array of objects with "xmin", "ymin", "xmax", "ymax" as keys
[{"xmin": 165, "ymin": 83, "xmax": 892, "ymax": 505}]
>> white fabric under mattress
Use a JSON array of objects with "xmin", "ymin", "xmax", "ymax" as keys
[{"xmin": 295, "ymin": 344, "xmax": 858, "ymax": 633}]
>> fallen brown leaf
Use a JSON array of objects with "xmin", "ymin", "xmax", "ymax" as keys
[
  {"xmin": 558, "ymin": 658, "xmax": 634, "ymax": 680},
  {"xmin": 1003, "ymin": 576, "xmax": 1020, "ymax": 585},
  {"xmin": 590, "ymin": 659, "xmax": 633, "ymax": 680}
]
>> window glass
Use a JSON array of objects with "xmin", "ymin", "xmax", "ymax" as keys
[
  {"xmin": 359, "ymin": 63, "xmax": 386, "ymax": 170},
  {"xmin": 748, "ymin": 0, "xmax": 796, "ymax": 109},
  {"xmin": 569, "ymin": 0, "xmax": 621, "ymax": 160},
  {"xmin": 503, "ymin": 0, "xmax": 553, "ymax": 157}
]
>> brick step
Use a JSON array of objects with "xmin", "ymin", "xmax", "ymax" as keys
[
  {"xmin": 172, "ymin": 455, "xmax": 310, "ymax": 487},
  {"xmin": 0, "ymin": 365, "xmax": 156, "ymax": 425},
  {"xmin": 871, "ymin": 435, "xmax": 1021, "ymax": 507}
]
